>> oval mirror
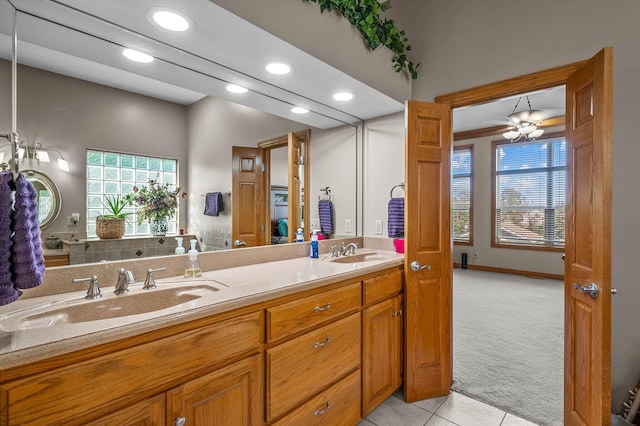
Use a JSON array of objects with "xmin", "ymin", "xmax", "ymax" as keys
[{"xmin": 24, "ymin": 170, "xmax": 61, "ymax": 229}]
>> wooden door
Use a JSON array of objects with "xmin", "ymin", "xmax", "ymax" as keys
[
  {"xmin": 232, "ymin": 146, "xmax": 264, "ymax": 248},
  {"xmin": 404, "ymin": 100, "xmax": 452, "ymax": 402},
  {"xmin": 564, "ymin": 48, "xmax": 613, "ymax": 426},
  {"xmin": 288, "ymin": 131, "xmax": 302, "ymax": 241},
  {"xmin": 362, "ymin": 295, "xmax": 403, "ymax": 415},
  {"xmin": 166, "ymin": 355, "xmax": 263, "ymax": 426}
]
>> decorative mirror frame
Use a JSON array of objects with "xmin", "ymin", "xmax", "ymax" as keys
[{"xmin": 24, "ymin": 169, "xmax": 62, "ymax": 229}]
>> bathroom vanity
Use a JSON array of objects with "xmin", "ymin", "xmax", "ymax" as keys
[{"xmin": 0, "ymin": 245, "xmax": 404, "ymax": 425}]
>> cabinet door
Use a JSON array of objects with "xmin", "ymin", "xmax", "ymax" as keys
[
  {"xmin": 166, "ymin": 354, "xmax": 262, "ymax": 426},
  {"xmin": 362, "ymin": 295, "xmax": 403, "ymax": 416},
  {"xmin": 85, "ymin": 395, "xmax": 165, "ymax": 426}
]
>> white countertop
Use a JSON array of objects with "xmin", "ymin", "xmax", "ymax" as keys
[{"xmin": 0, "ymin": 249, "xmax": 404, "ymax": 370}]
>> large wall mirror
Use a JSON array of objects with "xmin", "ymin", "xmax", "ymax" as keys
[{"xmin": 0, "ymin": 0, "xmax": 367, "ymax": 266}]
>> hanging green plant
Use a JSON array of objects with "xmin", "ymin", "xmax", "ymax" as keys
[{"xmin": 304, "ymin": 0, "xmax": 419, "ymax": 79}]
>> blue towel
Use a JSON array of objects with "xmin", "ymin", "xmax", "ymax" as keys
[
  {"xmin": 318, "ymin": 199, "xmax": 334, "ymax": 235},
  {"xmin": 0, "ymin": 171, "xmax": 21, "ymax": 305},
  {"xmin": 204, "ymin": 192, "xmax": 224, "ymax": 216},
  {"xmin": 387, "ymin": 197, "xmax": 404, "ymax": 238}
]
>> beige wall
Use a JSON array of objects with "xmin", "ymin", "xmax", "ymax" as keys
[
  {"xmin": 0, "ymin": 59, "xmax": 189, "ymax": 233},
  {"xmin": 394, "ymin": 0, "xmax": 640, "ymax": 410}
]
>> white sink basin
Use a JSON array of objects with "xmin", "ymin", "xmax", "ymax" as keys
[
  {"xmin": 0, "ymin": 282, "xmax": 221, "ymax": 332},
  {"xmin": 326, "ymin": 251, "xmax": 396, "ymax": 264}
]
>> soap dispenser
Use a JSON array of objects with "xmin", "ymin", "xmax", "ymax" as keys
[
  {"xmin": 184, "ymin": 239, "xmax": 202, "ymax": 278},
  {"xmin": 175, "ymin": 237, "xmax": 185, "ymax": 255},
  {"xmin": 310, "ymin": 230, "xmax": 319, "ymax": 259}
]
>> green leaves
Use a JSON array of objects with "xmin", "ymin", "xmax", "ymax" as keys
[{"xmin": 304, "ymin": 0, "xmax": 418, "ymax": 79}]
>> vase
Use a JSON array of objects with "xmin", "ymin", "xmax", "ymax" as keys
[{"xmin": 150, "ymin": 216, "xmax": 168, "ymax": 236}]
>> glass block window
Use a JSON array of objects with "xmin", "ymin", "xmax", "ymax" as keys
[{"xmin": 86, "ymin": 150, "xmax": 179, "ymax": 238}]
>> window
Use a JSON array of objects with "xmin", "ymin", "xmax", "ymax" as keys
[
  {"xmin": 492, "ymin": 134, "xmax": 565, "ymax": 250},
  {"xmin": 452, "ymin": 145, "xmax": 473, "ymax": 245},
  {"xmin": 86, "ymin": 150, "xmax": 178, "ymax": 238}
]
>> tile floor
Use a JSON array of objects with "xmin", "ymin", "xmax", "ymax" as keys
[{"xmin": 358, "ymin": 391, "xmax": 538, "ymax": 426}]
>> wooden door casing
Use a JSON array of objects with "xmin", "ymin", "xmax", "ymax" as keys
[
  {"xmin": 404, "ymin": 100, "xmax": 453, "ymax": 403},
  {"xmin": 288, "ymin": 131, "xmax": 302, "ymax": 242},
  {"xmin": 564, "ymin": 48, "xmax": 613, "ymax": 426}
]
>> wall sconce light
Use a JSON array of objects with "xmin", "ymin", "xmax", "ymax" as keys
[{"xmin": 0, "ymin": 141, "xmax": 70, "ymax": 172}]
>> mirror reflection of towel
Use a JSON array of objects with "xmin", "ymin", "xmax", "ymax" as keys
[
  {"xmin": 388, "ymin": 197, "xmax": 404, "ymax": 238},
  {"xmin": 204, "ymin": 192, "xmax": 224, "ymax": 216},
  {"xmin": 318, "ymin": 199, "xmax": 333, "ymax": 235}
]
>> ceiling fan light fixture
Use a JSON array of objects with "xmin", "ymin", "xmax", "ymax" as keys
[{"xmin": 503, "ymin": 96, "xmax": 546, "ymax": 142}]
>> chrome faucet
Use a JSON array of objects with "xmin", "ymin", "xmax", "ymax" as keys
[
  {"xmin": 331, "ymin": 245, "xmax": 339, "ymax": 257},
  {"xmin": 143, "ymin": 267, "xmax": 167, "ymax": 290},
  {"xmin": 73, "ymin": 275, "xmax": 101, "ymax": 299},
  {"xmin": 339, "ymin": 242, "xmax": 359, "ymax": 256},
  {"xmin": 114, "ymin": 268, "xmax": 135, "ymax": 295}
]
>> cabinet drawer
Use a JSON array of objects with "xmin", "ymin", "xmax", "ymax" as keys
[
  {"xmin": 271, "ymin": 369, "xmax": 361, "ymax": 426},
  {"xmin": 363, "ymin": 268, "xmax": 403, "ymax": 305},
  {"xmin": 0, "ymin": 311, "xmax": 263, "ymax": 425},
  {"xmin": 266, "ymin": 313, "xmax": 361, "ymax": 421},
  {"xmin": 266, "ymin": 282, "xmax": 361, "ymax": 342}
]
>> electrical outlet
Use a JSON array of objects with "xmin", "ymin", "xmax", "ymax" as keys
[
  {"xmin": 310, "ymin": 219, "xmax": 320, "ymax": 229},
  {"xmin": 473, "ymin": 252, "xmax": 478, "ymax": 259},
  {"xmin": 375, "ymin": 220, "xmax": 383, "ymax": 235},
  {"xmin": 344, "ymin": 219, "xmax": 352, "ymax": 233}
]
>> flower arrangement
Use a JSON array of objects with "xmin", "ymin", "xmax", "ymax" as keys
[{"xmin": 124, "ymin": 180, "xmax": 184, "ymax": 226}]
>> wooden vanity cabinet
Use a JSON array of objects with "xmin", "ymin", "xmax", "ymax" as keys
[
  {"xmin": 362, "ymin": 269, "xmax": 404, "ymax": 416},
  {"xmin": 84, "ymin": 395, "xmax": 166, "ymax": 426}
]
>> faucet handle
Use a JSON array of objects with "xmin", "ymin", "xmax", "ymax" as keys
[
  {"xmin": 143, "ymin": 267, "xmax": 167, "ymax": 290},
  {"xmin": 115, "ymin": 268, "xmax": 135, "ymax": 295},
  {"xmin": 73, "ymin": 275, "xmax": 101, "ymax": 299},
  {"xmin": 331, "ymin": 245, "xmax": 338, "ymax": 257}
]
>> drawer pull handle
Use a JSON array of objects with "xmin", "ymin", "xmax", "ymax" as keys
[
  {"xmin": 313, "ymin": 401, "xmax": 331, "ymax": 416},
  {"xmin": 392, "ymin": 309, "xmax": 403, "ymax": 317},
  {"xmin": 313, "ymin": 336, "xmax": 331, "ymax": 348},
  {"xmin": 313, "ymin": 302, "xmax": 331, "ymax": 312}
]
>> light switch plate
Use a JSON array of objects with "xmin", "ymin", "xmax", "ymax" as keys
[
  {"xmin": 375, "ymin": 220, "xmax": 383, "ymax": 235},
  {"xmin": 310, "ymin": 219, "xmax": 320, "ymax": 230},
  {"xmin": 344, "ymin": 219, "xmax": 352, "ymax": 233}
]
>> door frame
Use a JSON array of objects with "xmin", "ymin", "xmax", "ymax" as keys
[{"xmin": 433, "ymin": 57, "xmax": 611, "ymax": 414}]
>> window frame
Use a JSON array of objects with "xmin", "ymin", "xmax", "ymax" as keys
[
  {"xmin": 452, "ymin": 144, "xmax": 474, "ymax": 246},
  {"xmin": 491, "ymin": 132, "xmax": 566, "ymax": 252},
  {"xmin": 86, "ymin": 149, "xmax": 180, "ymax": 238}
]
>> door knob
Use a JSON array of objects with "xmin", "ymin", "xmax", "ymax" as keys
[
  {"xmin": 410, "ymin": 261, "xmax": 431, "ymax": 272},
  {"xmin": 573, "ymin": 282, "xmax": 599, "ymax": 299},
  {"xmin": 234, "ymin": 240, "xmax": 247, "ymax": 247}
]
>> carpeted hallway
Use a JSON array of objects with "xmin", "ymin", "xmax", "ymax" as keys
[{"xmin": 452, "ymin": 269, "xmax": 564, "ymax": 426}]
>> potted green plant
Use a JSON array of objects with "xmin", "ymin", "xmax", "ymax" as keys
[
  {"xmin": 124, "ymin": 180, "xmax": 184, "ymax": 236},
  {"xmin": 95, "ymin": 194, "xmax": 131, "ymax": 239}
]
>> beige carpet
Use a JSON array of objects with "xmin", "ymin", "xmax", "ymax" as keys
[{"xmin": 452, "ymin": 269, "xmax": 564, "ymax": 426}]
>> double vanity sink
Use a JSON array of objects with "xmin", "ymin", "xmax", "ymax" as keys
[{"xmin": 0, "ymin": 247, "xmax": 402, "ymax": 364}]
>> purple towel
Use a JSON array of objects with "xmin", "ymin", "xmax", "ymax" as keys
[
  {"xmin": 204, "ymin": 192, "xmax": 223, "ymax": 216},
  {"xmin": 10, "ymin": 173, "xmax": 45, "ymax": 290},
  {"xmin": 0, "ymin": 171, "xmax": 21, "ymax": 305},
  {"xmin": 388, "ymin": 197, "xmax": 404, "ymax": 238},
  {"xmin": 318, "ymin": 199, "xmax": 333, "ymax": 235}
]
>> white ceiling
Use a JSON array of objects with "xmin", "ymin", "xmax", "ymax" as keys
[{"xmin": 0, "ymin": 0, "xmax": 565, "ymax": 132}]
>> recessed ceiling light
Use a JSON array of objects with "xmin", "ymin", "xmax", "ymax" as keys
[
  {"xmin": 122, "ymin": 49, "xmax": 154, "ymax": 63},
  {"xmin": 332, "ymin": 92, "xmax": 355, "ymax": 101},
  {"xmin": 291, "ymin": 107, "xmax": 309, "ymax": 114},
  {"xmin": 226, "ymin": 84, "xmax": 249, "ymax": 94},
  {"xmin": 266, "ymin": 62, "xmax": 292, "ymax": 75},
  {"xmin": 148, "ymin": 8, "xmax": 192, "ymax": 32}
]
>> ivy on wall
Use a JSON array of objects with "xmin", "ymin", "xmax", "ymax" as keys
[{"xmin": 304, "ymin": 0, "xmax": 419, "ymax": 79}]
